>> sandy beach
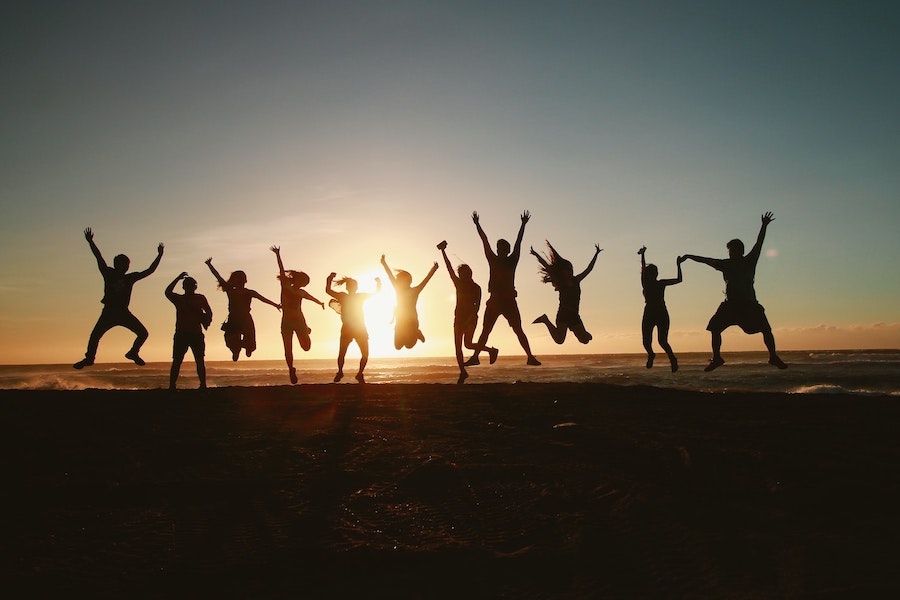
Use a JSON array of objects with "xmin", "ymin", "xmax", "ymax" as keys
[{"xmin": 3, "ymin": 383, "xmax": 899, "ymax": 598}]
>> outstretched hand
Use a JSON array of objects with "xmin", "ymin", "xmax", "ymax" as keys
[
  {"xmin": 762, "ymin": 211, "xmax": 775, "ymax": 226},
  {"xmin": 529, "ymin": 245, "xmax": 538, "ymax": 257},
  {"xmin": 637, "ymin": 246, "xmax": 646, "ymax": 255},
  {"xmin": 84, "ymin": 227, "xmax": 94, "ymax": 241},
  {"xmin": 472, "ymin": 211, "xmax": 480, "ymax": 225},
  {"xmin": 205, "ymin": 257, "xmax": 213, "ymax": 265},
  {"xmin": 157, "ymin": 243, "xmax": 165, "ymax": 254},
  {"xmin": 270, "ymin": 245, "xmax": 280, "ymax": 254},
  {"xmin": 521, "ymin": 210, "xmax": 531, "ymax": 224},
  {"xmin": 595, "ymin": 244, "xmax": 603, "ymax": 254}
]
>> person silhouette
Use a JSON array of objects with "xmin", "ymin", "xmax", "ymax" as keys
[
  {"xmin": 530, "ymin": 241, "xmax": 602, "ymax": 345},
  {"xmin": 205, "ymin": 257, "xmax": 280, "ymax": 361},
  {"xmin": 638, "ymin": 247, "xmax": 684, "ymax": 372},
  {"xmin": 380, "ymin": 254, "xmax": 439, "ymax": 350},
  {"xmin": 683, "ymin": 211, "xmax": 787, "ymax": 371},
  {"xmin": 326, "ymin": 272, "xmax": 381, "ymax": 383},
  {"xmin": 466, "ymin": 211, "xmax": 540, "ymax": 366},
  {"xmin": 165, "ymin": 272, "xmax": 213, "ymax": 389},
  {"xmin": 437, "ymin": 240, "xmax": 498, "ymax": 384},
  {"xmin": 73, "ymin": 228, "xmax": 164, "ymax": 369},
  {"xmin": 271, "ymin": 246, "xmax": 325, "ymax": 384}
]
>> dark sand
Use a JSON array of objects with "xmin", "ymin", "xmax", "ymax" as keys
[{"xmin": 3, "ymin": 383, "xmax": 899, "ymax": 598}]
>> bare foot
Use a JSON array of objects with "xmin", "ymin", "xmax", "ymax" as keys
[
  {"xmin": 704, "ymin": 357, "xmax": 725, "ymax": 372},
  {"xmin": 769, "ymin": 356, "xmax": 788, "ymax": 369},
  {"xmin": 125, "ymin": 351, "xmax": 145, "ymax": 366}
]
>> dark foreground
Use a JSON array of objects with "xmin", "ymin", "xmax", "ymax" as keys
[{"xmin": 2, "ymin": 383, "xmax": 899, "ymax": 598}]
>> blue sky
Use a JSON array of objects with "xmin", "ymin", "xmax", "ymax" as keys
[{"xmin": 1, "ymin": 1, "xmax": 898, "ymax": 364}]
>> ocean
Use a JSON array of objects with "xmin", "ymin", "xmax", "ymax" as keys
[{"xmin": 1, "ymin": 350, "xmax": 898, "ymax": 395}]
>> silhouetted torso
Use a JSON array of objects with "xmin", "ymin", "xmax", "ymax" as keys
[
  {"xmin": 456, "ymin": 279, "xmax": 481, "ymax": 319},
  {"xmin": 170, "ymin": 295, "xmax": 210, "ymax": 334},
  {"xmin": 642, "ymin": 280, "xmax": 667, "ymax": 307},
  {"xmin": 487, "ymin": 254, "xmax": 518, "ymax": 297},
  {"xmin": 719, "ymin": 254, "xmax": 759, "ymax": 303},
  {"xmin": 101, "ymin": 270, "xmax": 141, "ymax": 310},
  {"xmin": 557, "ymin": 280, "xmax": 581, "ymax": 316}
]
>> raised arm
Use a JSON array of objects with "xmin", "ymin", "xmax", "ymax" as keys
[
  {"xmin": 83, "ymin": 228, "xmax": 107, "ymax": 271},
  {"xmin": 438, "ymin": 243, "xmax": 459, "ymax": 284},
  {"xmin": 271, "ymin": 245, "xmax": 286, "ymax": 279},
  {"xmin": 325, "ymin": 272, "xmax": 340, "ymax": 299},
  {"xmin": 638, "ymin": 246, "xmax": 647, "ymax": 270},
  {"xmin": 380, "ymin": 254, "xmax": 397, "ymax": 286},
  {"xmin": 530, "ymin": 245, "xmax": 550, "ymax": 270},
  {"xmin": 135, "ymin": 242, "xmax": 164, "ymax": 279},
  {"xmin": 661, "ymin": 257, "xmax": 685, "ymax": 287},
  {"xmin": 205, "ymin": 257, "xmax": 227, "ymax": 288},
  {"xmin": 472, "ymin": 211, "xmax": 492, "ymax": 257},
  {"xmin": 748, "ymin": 211, "xmax": 774, "ymax": 260},
  {"xmin": 415, "ymin": 262, "xmax": 440, "ymax": 292},
  {"xmin": 576, "ymin": 243, "xmax": 603, "ymax": 281},
  {"xmin": 511, "ymin": 210, "xmax": 530, "ymax": 259},
  {"xmin": 165, "ymin": 272, "xmax": 187, "ymax": 301}
]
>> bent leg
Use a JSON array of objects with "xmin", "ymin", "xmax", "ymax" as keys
[{"xmin": 762, "ymin": 330, "xmax": 787, "ymax": 368}]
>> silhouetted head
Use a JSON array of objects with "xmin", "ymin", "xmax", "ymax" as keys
[
  {"xmin": 335, "ymin": 277, "xmax": 358, "ymax": 293},
  {"xmin": 457, "ymin": 264, "xmax": 473, "ymax": 281},
  {"xmin": 182, "ymin": 277, "xmax": 198, "ymax": 292},
  {"xmin": 280, "ymin": 270, "xmax": 310, "ymax": 288},
  {"xmin": 496, "ymin": 239, "xmax": 511, "ymax": 257},
  {"xmin": 537, "ymin": 242, "xmax": 573, "ymax": 289},
  {"xmin": 395, "ymin": 270, "xmax": 412, "ymax": 287},
  {"xmin": 113, "ymin": 254, "xmax": 130, "ymax": 273},
  {"xmin": 226, "ymin": 270, "xmax": 247, "ymax": 288},
  {"xmin": 726, "ymin": 239, "xmax": 744, "ymax": 259},
  {"xmin": 642, "ymin": 264, "xmax": 658, "ymax": 286}
]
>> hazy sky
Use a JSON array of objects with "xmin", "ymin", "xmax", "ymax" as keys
[{"xmin": 2, "ymin": 1, "xmax": 898, "ymax": 365}]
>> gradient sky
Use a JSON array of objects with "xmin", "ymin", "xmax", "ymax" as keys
[{"xmin": 2, "ymin": 1, "xmax": 898, "ymax": 365}]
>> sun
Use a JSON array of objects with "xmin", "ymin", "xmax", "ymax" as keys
[{"xmin": 355, "ymin": 268, "xmax": 398, "ymax": 358}]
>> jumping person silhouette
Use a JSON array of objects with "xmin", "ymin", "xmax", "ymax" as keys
[
  {"xmin": 73, "ymin": 228, "xmax": 164, "ymax": 369},
  {"xmin": 165, "ymin": 272, "xmax": 213, "ymax": 389},
  {"xmin": 326, "ymin": 272, "xmax": 381, "ymax": 383},
  {"xmin": 530, "ymin": 241, "xmax": 602, "ymax": 345},
  {"xmin": 638, "ymin": 247, "xmax": 684, "ymax": 372},
  {"xmin": 683, "ymin": 211, "xmax": 787, "ymax": 371},
  {"xmin": 205, "ymin": 257, "xmax": 280, "ymax": 361},
  {"xmin": 438, "ymin": 240, "xmax": 498, "ymax": 384},
  {"xmin": 271, "ymin": 246, "xmax": 325, "ymax": 384},
  {"xmin": 380, "ymin": 254, "xmax": 438, "ymax": 350},
  {"xmin": 466, "ymin": 211, "xmax": 540, "ymax": 366}
]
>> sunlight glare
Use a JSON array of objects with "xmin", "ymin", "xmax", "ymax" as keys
[{"xmin": 357, "ymin": 268, "xmax": 398, "ymax": 357}]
